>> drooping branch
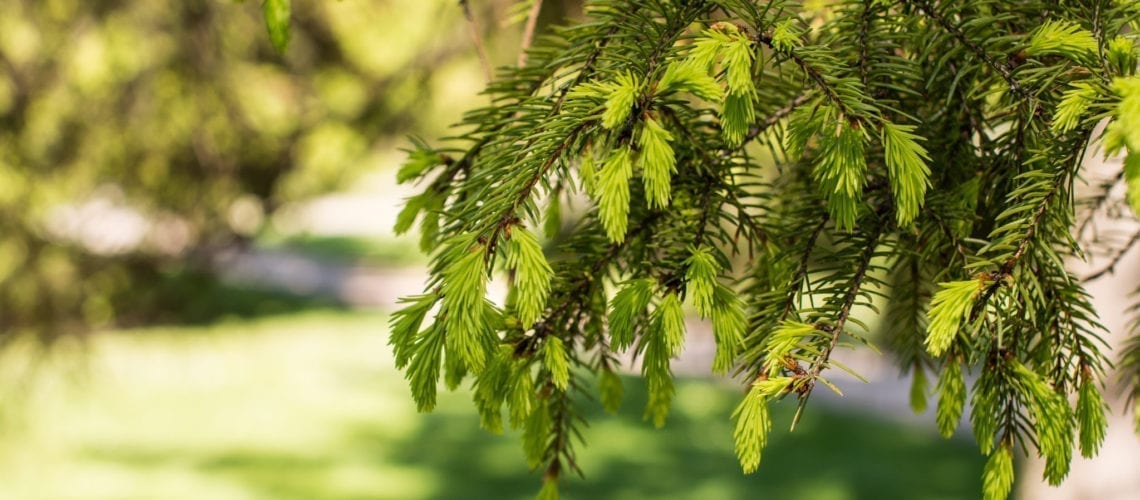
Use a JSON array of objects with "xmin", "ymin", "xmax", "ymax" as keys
[
  {"xmin": 754, "ymin": 33, "xmax": 858, "ymax": 120},
  {"xmin": 387, "ymin": 3, "xmax": 1137, "ymax": 497},
  {"xmin": 665, "ymin": 93, "xmax": 812, "ymax": 255},
  {"xmin": 791, "ymin": 221, "xmax": 884, "ymax": 428},
  {"xmin": 912, "ymin": 0, "xmax": 1028, "ymax": 98},
  {"xmin": 425, "ymin": 20, "xmax": 626, "ymax": 202},
  {"xmin": 780, "ymin": 217, "xmax": 830, "ymax": 321},
  {"xmin": 971, "ymin": 139, "xmax": 1085, "ymax": 319},
  {"xmin": 741, "ymin": 93, "xmax": 813, "ymax": 146},
  {"xmin": 481, "ymin": 5, "xmax": 708, "ymax": 261}
]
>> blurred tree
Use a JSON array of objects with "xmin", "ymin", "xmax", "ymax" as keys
[
  {"xmin": 387, "ymin": 1, "xmax": 1140, "ymax": 499},
  {"xmin": 0, "ymin": 0, "xmax": 485, "ymax": 341}
]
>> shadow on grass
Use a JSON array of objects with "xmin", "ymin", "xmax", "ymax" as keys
[
  {"xmin": 120, "ymin": 269, "xmax": 346, "ymax": 327},
  {"xmin": 82, "ymin": 377, "xmax": 982, "ymax": 500}
]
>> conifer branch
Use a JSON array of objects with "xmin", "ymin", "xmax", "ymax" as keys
[
  {"xmin": 548, "ymin": 25, "xmax": 622, "ymax": 112},
  {"xmin": 389, "ymin": 3, "xmax": 1139, "ymax": 495},
  {"xmin": 972, "ymin": 186, "xmax": 1059, "ymax": 319},
  {"xmin": 912, "ymin": 0, "xmax": 1028, "ymax": 99},
  {"xmin": 857, "ymin": 0, "xmax": 874, "ymax": 88},
  {"xmin": 424, "ymin": 21, "xmax": 624, "ymax": 202},
  {"xmin": 1003, "ymin": 191, "xmax": 1056, "ymax": 273},
  {"xmin": 526, "ymin": 213, "xmax": 663, "ymax": 350},
  {"xmin": 675, "ymin": 90, "xmax": 811, "ymax": 243},
  {"xmin": 926, "ymin": 207, "xmax": 970, "ymax": 265},
  {"xmin": 792, "ymin": 220, "xmax": 884, "ymax": 427},
  {"xmin": 781, "ymin": 217, "xmax": 830, "ymax": 321},
  {"xmin": 483, "ymin": 5, "xmax": 703, "ymax": 261},
  {"xmin": 660, "ymin": 109, "xmax": 768, "ymax": 252},
  {"xmin": 692, "ymin": 181, "xmax": 720, "ymax": 256},
  {"xmin": 1088, "ymin": 1, "xmax": 1112, "ymax": 74},
  {"xmin": 543, "ymin": 380, "xmax": 582, "ymax": 477},
  {"xmin": 742, "ymin": 93, "xmax": 813, "ymax": 146},
  {"xmin": 972, "ymin": 136, "xmax": 1087, "ymax": 318},
  {"xmin": 736, "ymin": 213, "xmax": 829, "ymax": 381},
  {"xmin": 484, "ymin": 121, "xmax": 590, "ymax": 260},
  {"xmin": 755, "ymin": 33, "xmax": 857, "ymax": 121},
  {"xmin": 668, "ymin": 92, "xmax": 812, "ymax": 256}
]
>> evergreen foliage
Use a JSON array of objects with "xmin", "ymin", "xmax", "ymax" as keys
[{"xmin": 385, "ymin": 0, "xmax": 1140, "ymax": 497}]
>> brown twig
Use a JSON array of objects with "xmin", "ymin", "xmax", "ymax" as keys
[
  {"xmin": 740, "ymin": 93, "xmax": 813, "ymax": 146},
  {"xmin": 755, "ymin": 33, "xmax": 855, "ymax": 121},
  {"xmin": 518, "ymin": 0, "xmax": 544, "ymax": 67},
  {"xmin": 912, "ymin": 0, "xmax": 1029, "ymax": 99},
  {"xmin": 970, "ymin": 178, "xmax": 1060, "ymax": 321},
  {"xmin": 790, "ymin": 221, "xmax": 884, "ymax": 430},
  {"xmin": 1082, "ymin": 229, "xmax": 1140, "ymax": 282},
  {"xmin": 1076, "ymin": 170, "xmax": 1124, "ymax": 242},
  {"xmin": 661, "ymin": 92, "xmax": 807, "ymax": 256},
  {"xmin": 970, "ymin": 134, "xmax": 1092, "ymax": 321},
  {"xmin": 460, "ymin": 0, "xmax": 493, "ymax": 82}
]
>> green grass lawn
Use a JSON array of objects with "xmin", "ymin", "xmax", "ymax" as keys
[{"xmin": 0, "ymin": 311, "xmax": 983, "ymax": 500}]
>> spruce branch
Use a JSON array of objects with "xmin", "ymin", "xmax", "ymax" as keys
[
  {"xmin": 791, "ymin": 218, "xmax": 885, "ymax": 428},
  {"xmin": 736, "ymin": 214, "xmax": 829, "ymax": 381},
  {"xmin": 972, "ymin": 135, "xmax": 1089, "ymax": 320},
  {"xmin": 483, "ymin": 121, "xmax": 591, "ymax": 261},
  {"xmin": 483, "ymin": 3, "xmax": 704, "ymax": 262},
  {"xmin": 972, "ymin": 198, "xmax": 1054, "ymax": 321},
  {"xmin": 542, "ymin": 380, "xmax": 583, "ymax": 478},
  {"xmin": 781, "ymin": 217, "xmax": 830, "ymax": 321},
  {"xmin": 742, "ymin": 93, "xmax": 813, "ymax": 146},
  {"xmin": 525, "ymin": 213, "xmax": 664, "ymax": 351},
  {"xmin": 754, "ymin": 32, "xmax": 861, "ymax": 122},
  {"xmin": 912, "ymin": 0, "xmax": 1029, "ymax": 99},
  {"xmin": 660, "ymin": 109, "xmax": 766, "ymax": 252},
  {"xmin": 925, "ymin": 206, "xmax": 971, "ymax": 266},
  {"xmin": 666, "ymin": 92, "xmax": 812, "ymax": 255},
  {"xmin": 856, "ymin": 0, "xmax": 875, "ymax": 88},
  {"xmin": 389, "ymin": 2, "xmax": 1140, "ymax": 496},
  {"xmin": 421, "ymin": 20, "xmax": 625, "ymax": 206}
]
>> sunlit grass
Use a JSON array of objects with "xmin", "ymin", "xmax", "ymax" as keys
[{"xmin": 0, "ymin": 311, "xmax": 983, "ymax": 499}]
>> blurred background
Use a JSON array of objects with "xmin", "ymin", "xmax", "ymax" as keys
[{"xmin": 0, "ymin": 0, "xmax": 1135, "ymax": 499}]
